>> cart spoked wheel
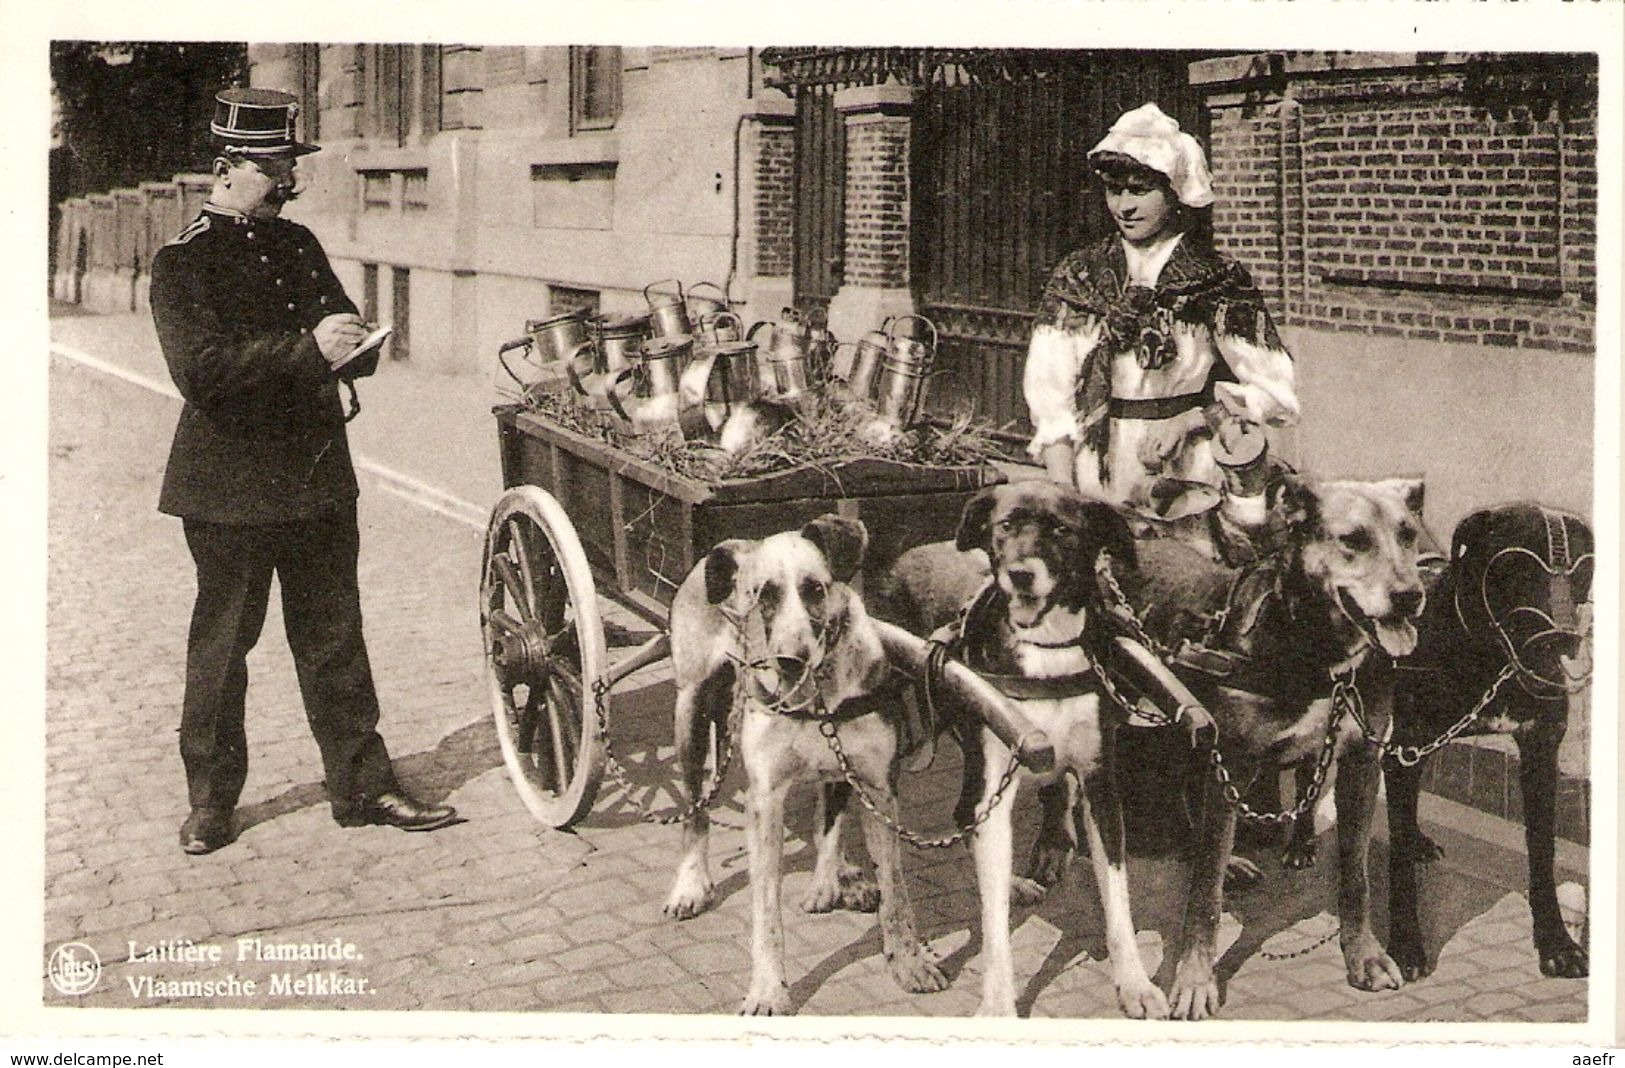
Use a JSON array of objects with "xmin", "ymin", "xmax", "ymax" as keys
[{"xmin": 482, "ymin": 485, "xmax": 607, "ymax": 829}]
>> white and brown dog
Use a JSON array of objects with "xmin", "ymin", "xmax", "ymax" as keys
[
  {"xmin": 886, "ymin": 480, "xmax": 1179, "ymax": 1018},
  {"xmin": 662, "ymin": 515, "xmax": 947, "ymax": 1015}
]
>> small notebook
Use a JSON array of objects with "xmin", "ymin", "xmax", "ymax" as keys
[{"xmin": 333, "ymin": 324, "xmax": 392, "ymax": 371}]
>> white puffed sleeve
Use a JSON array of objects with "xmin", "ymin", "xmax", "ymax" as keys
[
  {"xmin": 1023, "ymin": 320, "xmax": 1103, "ymax": 456},
  {"xmin": 1212, "ymin": 332, "xmax": 1299, "ymax": 427}
]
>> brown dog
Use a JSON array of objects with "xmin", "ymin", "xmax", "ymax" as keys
[
  {"xmin": 662, "ymin": 515, "xmax": 946, "ymax": 1015},
  {"xmin": 1118, "ymin": 475, "xmax": 1428, "ymax": 1018}
]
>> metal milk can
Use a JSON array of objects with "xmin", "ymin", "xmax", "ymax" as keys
[
  {"xmin": 836, "ymin": 317, "xmax": 894, "ymax": 404},
  {"xmin": 686, "ymin": 282, "xmax": 732, "ymax": 329},
  {"xmin": 497, "ymin": 309, "xmax": 593, "ymax": 390},
  {"xmin": 635, "ymin": 334, "xmax": 694, "ymax": 403},
  {"xmin": 874, "ymin": 314, "xmax": 939, "ymax": 428},
  {"xmin": 746, "ymin": 310, "xmax": 818, "ymax": 402},
  {"xmin": 678, "ymin": 339, "xmax": 761, "ymax": 438},
  {"xmin": 644, "ymin": 280, "xmax": 692, "ymax": 339},
  {"xmin": 695, "ymin": 310, "xmax": 745, "ymax": 348},
  {"xmin": 593, "ymin": 314, "xmax": 651, "ymax": 375}
]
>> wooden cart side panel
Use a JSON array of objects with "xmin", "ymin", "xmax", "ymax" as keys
[
  {"xmin": 619, "ymin": 473, "xmax": 697, "ymax": 605},
  {"xmin": 691, "ymin": 488, "xmax": 982, "ymax": 589},
  {"xmin": 555, "ymin": 448, "xmax": 617, "ymax": 579}
]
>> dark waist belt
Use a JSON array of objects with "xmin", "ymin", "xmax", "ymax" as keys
[{"xmin": 1109, "ymin": 385, "xmax": 1215, "ymax": 421}]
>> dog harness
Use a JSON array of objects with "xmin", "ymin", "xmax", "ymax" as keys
[
  {"xmin": 945, "ymin": 582, "xmax": 1104, "ymax": 702},
  {"xmin": 1147, "ymin": 555, "xmax": 1349, "ymax": 708}
]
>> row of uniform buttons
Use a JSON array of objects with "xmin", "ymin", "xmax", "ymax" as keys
[{"xmin": 249, "ymin": 238, "xmax": 326, "ymax": 311}]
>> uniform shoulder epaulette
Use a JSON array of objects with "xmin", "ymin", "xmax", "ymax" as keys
[{"xmin": 167, "ymin": 215, "xmax": 212, "ymax": 247}]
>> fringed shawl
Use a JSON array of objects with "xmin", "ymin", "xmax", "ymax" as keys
[{"xmin": 1038, "ymin": 235, "xmax": 1285, "ymax": 483}]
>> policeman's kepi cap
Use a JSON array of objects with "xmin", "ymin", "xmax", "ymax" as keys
[{"xmin": 210, "ymin": 87, "xmax": 320, "ymax": 158}]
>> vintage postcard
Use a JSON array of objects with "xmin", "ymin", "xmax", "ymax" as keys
[{"xmin": 4, "ymin": 0, "xmax": 1620, "ymax": 1054}]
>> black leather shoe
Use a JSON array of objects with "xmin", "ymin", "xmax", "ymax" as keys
[
  {"xmin": 336, "ymin": 791, "xmax": 457, "ymax": 832},
  {"xmin": 179, "ymin": 808, "xmax": 234, "ymax": 855}
]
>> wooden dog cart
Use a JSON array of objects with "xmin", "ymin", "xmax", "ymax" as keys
[{"xmin": 482, "ymin": 403, "xmax": 1053, "ymax": 829}]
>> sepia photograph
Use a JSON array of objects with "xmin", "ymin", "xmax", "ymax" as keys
[{"xmin": 10, "ymin": 0, "xmax": 1621, "ymax": 1050}]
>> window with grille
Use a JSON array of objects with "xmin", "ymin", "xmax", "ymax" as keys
[
  {"xmin": 390, "ymin": 267, "xmax": 410, "ymax": 360},
  {"xmin": 402, "ymin": 170, "xmax": 429, "ymax": 212},
  {"xmin": 570, "ymin": 46, "xmax": 622, "ymax": 133},
  {"xmin": 298, "ymin": 45, "xmax": 321, "ymax": 142},
  {"xmin": 361, "ymin": 44, "xmax": 444, "ymax": 146},
  {"xmin": 361, "ymin": 171, "xmax": 393, "ymax": 212},
  {"xmin": 549, "ymin": 285, "xmax": 601, "ymax": 317}
]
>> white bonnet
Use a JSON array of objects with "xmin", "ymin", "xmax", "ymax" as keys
[{"xmin": 1088, "ymin": 102, "xmax": 1214, "ymax": 209}]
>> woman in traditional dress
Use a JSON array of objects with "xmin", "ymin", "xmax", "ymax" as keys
[{"xmin": 1024, "ymin": 102, "xmax": 1298, "ymax": 554}]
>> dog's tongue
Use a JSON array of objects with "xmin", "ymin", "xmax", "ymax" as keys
[{"xmin": 1374, "ymin": 617, "xmax": 1418, "ymax": 657}]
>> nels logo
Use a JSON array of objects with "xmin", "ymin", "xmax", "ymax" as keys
[{"xmin": 48, "ymin": 942, "xmax": 101, "ymax": 996}]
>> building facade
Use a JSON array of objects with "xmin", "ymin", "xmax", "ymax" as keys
[{"xmin": 53, "ymin": 47, "xmax": 1599, "ymax": 537}]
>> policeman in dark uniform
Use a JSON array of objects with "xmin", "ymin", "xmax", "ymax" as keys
[{"xmin": 151, "ymin": 88, "xmax": 457, "ymax": 855}]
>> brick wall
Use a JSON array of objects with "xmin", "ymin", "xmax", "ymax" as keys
[
  {"xmin": 1198, "ymin": 55, "xmax": 1597, "ymax": 355},
  {"xmin": 752, "ymin": 122, "xmax": 795, "ymax": 278},
  {"xmin": 840, "ymin": 115, "xmax": 911, "ymax": 288}
]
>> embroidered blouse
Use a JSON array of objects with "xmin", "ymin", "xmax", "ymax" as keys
[{"xmin": 1023, "ymin": 232, "xmax": 1298, "ymax": 522}]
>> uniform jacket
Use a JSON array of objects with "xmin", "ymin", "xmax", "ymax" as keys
[
  {"xmin": 1023, "ymin": 232, "xmax": 1298, "ymax": 522},
  {"xmin": 150, "ymin": 205, "xmax": 378, "ymax": 523}
]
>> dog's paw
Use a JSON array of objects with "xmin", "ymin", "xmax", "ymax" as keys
[
  {"xmin": 1281, "ymin": 839, "xmax": 1317, "ymax": 871},
  {"xmin": 1407, "ymin": 832, "xmax": 1446, "ymax": 864},
  {"xmin": 801, "ymin": 866, "xmax": 880, "ymax": 914},
  {"xmin": 1222, "ymin": 855, "xmax": 1263, "ymax": 892},
  {"xmin": 1538, "ymin": 935, "xmax": 1588, "ymax": 979},
  {"xmin": 889, "ymin": 950, "xmax": 949, "ymax": 994},
  {"xmin": 662, "ymin": 872, "xmax": 715, "ymax": 921},
  {"xmin": 1010, "ymin": 875, "xmax": 1049, "ymax": 907},
  {"xmin": 1168, "ymin": 961, "xmax": 1221, "ymax": 1021},
  {"xmin": 1022, "ymin": 843, "xmax": 1074, "ymax": 891},
  {"xmin": 739, "ymin": 981, "xmax": 792, "ymax": 1016},
  {"xmin": 1389, "ymin": 935, "xmax": 1434, "ymax": 983},
  {"xmin": 1344, "ymin": 940, "xmax": 1405, "ymax": 992},
  {"xmin": 1116, "ymin": 978, "xmax": 1170, "ymax": 1021},
  {"xmin": 974, "ymin": 995, "xmax": 1019, "ymax": 1017}
]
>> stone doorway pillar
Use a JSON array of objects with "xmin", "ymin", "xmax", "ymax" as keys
[{"xmin": 824, "ymin": 82, "xmax": 915, "ymax": 344}]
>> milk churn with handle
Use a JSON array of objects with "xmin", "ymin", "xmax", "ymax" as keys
[
  {"xmin": 496, "ymin": 309, "xmax": 593, "ymax": 392},
  {"xmin": 644, "ymin": 280, "xmax": 692, "ymax": 339},
  {"xmin": 873, "ymin": 314, "xmax": 939, "ymax": 428},
  {"xmin": 833, "ymin": 316, "xmax": 893, "ymax": 405},
  {"xmin": 746, "ymin": 309, "xmax": 820, "ymax": 403}
]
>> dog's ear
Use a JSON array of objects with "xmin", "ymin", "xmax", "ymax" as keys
[
  {"xmin": 800, "ymin": 515, "xmax": 868, "ymax": 584},
  {"xmin": 1058, "ymin": 494, "xmax": 1137, "ymax": 573},
  {"xmin": 1270, "ymin": 471, "xmax": 1321, "ymax": 533},
  {"xmin": 1380, "ymin": 477, "xmax": 1426, "ymax": 521},
  {"xmin": 1085, "ymin": 501, "xmax": 1138, "ymax": 574},
  {"xmin": 703, "ymin": 541, "xmax": 747, "ymax": 605},
  {"xmin": 955, "ymin": 486, "xmax": 1002, "ymax": 552},
  {"xmin": 1450, "ymin": 509, "xmax": 1495, "ymax": 564}
]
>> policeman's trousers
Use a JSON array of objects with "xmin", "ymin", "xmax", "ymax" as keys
[{"xmin": 179, "ymin": 506, "xmax": 398, "ymax": 814}]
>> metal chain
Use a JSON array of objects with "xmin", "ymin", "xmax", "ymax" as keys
[
  {"xmin": 1208, "ymin": 680, "xmax": 1348, "ymax": 827},
  {"xmin": 1386, "ymin": 661, "xmax": 1515, "ymax": 767},
  {"xmin": 1097, "ymin": 555, "xmax": 1167, "ymax": 656},
  {"xmin": 818, "ymin": 717, "xmax": 1025, "ymax": 850},
  {"xmin": 1099, "ymin": 550, "xmax": 1512, "ymax": 798},
  {"xmin": 591, "ymin": 675, "xmax": 744, "ymax": 825},
  {"xmin": 1259, "ymin": 921, "xmax": 1342, "ymax": 961}
]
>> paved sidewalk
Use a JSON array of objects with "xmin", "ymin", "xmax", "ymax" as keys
[{"xmin": 42, "ymin": 308, "xmax": 1589, "ymax": 1024}]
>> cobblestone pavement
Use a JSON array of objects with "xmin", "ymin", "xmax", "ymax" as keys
[{"xmin": 42, "ymin": 317, "xmax": 1588, "ymax": 1024}]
